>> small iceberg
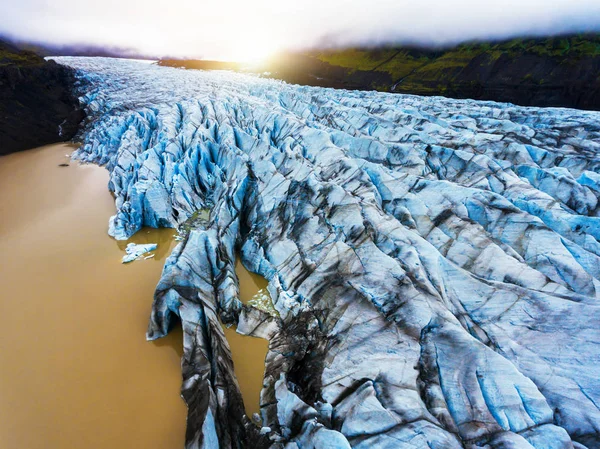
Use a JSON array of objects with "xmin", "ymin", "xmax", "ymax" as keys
[{"xmin": 121, "ymin": 243, "xmax": 157, "ymax": 263}]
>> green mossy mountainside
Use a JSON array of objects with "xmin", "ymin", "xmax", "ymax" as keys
[
  {"xmin": 0, "ymin": 40, "xmax": 85, "ymax": 155},
  {"xmin": 305, "ymin": 35, "xmax": 600, "ymax": 110},
  {"xmin": 161, "ymin": 35, "xmax": 600, "ymax": 111}
]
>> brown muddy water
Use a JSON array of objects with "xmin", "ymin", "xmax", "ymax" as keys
[
  {"xmin": 229, "ymin": 259, "xmax": 270, "ymax": 417},
  {"xmin": 0, "ymin": 144, "xmax": 268, "ymax": 449}
]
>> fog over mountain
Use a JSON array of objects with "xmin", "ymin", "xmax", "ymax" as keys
[{"xmin": 1, "ymin": 0, "xmax": 600, "ymax": 60}]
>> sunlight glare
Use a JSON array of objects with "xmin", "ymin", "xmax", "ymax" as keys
[{"xmin": 225, "ymin": 33, "xmax": 280, "ymax": 63}]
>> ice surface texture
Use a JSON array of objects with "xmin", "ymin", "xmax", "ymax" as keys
[
  {"xmin": 121, "ymin": 242, "xmax": 157, "ymax": 263},
  {"xmin": 59, "ymin": 57, "xmax": 600, "ymax": 449}
]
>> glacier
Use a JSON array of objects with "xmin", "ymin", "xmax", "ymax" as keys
[{"xmin": 57, "ymin": 57, "xmax": 600, "ymax": 449}]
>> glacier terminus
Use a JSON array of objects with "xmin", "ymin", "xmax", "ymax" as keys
[{"xmin": 57, "ymin": 57, "xmax": 600, "ymax": 449}]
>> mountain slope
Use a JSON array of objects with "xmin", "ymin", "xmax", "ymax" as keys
[
  {"xmin": 0, "ymin": 40, "xmax": 84, "ymax": 155},
  {"xmin": 163, "ymin": 35, "xmax": 600, "ymax": 111},
  {"xmin": 309, "ymin": 35, "xmax": 600, "ymax": 110}
]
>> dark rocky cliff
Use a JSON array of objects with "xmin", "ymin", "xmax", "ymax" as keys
[{"xmin": 0, "ymin": 41, "xmax": 85, "ymax": 155}]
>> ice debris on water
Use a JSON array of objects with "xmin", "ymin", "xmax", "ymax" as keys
[
  {"xmin": 121, "ymin": 242, "xmax": 157, "ymax": 263},
  {"xmin": 247, "ymin": 289, "xmax": 278, "ymax": 317},
  {"xmin": 57, "ymin": 56, "xmax": 600, "ymax": 449}
]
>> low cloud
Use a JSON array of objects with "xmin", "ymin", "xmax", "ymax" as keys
[{"xmin": 1, "ymin": 0, "xmax": 599, "ymax": 59}]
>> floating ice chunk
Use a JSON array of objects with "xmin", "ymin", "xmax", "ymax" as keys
[{"xmin": 121, "ymin": 242, "xmax": 157, "ymax": 263}]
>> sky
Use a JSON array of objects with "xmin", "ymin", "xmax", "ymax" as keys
[{"xmin": 1, "ymin": 0, "xmax": 600, "ymax": 61}]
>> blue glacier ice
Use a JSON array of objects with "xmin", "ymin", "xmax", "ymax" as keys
[
  {"xmin": 58, "ymin": 57, "xmax": 600, "ymax": 449},
  {"xmin": 121, "ymin": 242, "xmax": 158, "ymax": 263}
]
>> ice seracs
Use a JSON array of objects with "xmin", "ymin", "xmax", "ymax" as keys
[{"xmin": 58, "ymin": 56, "xmax": 600, "ymax": 449}]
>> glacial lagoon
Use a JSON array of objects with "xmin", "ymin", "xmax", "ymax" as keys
[{"xmin": 0, "ymin": 143, "xmax": 268, "ymax": 449}]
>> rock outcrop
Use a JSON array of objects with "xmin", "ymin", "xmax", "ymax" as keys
[
  {"xmin": 0, "ymin": 40, "xmax": 85, "ymax": 155},
  {"xmin": 59, "ymin": 57, "xmax": 600, "ymax": 449}
]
